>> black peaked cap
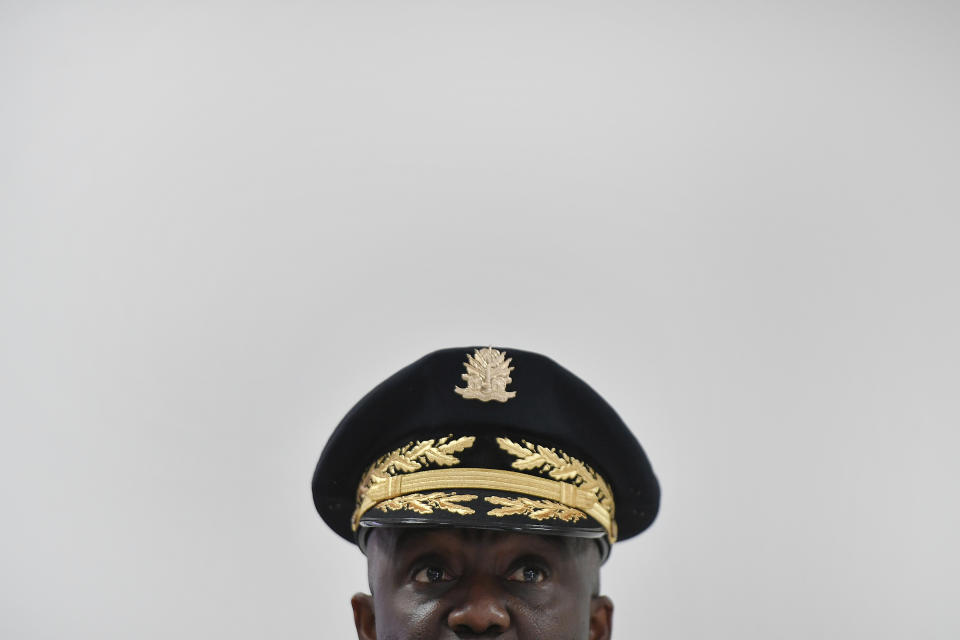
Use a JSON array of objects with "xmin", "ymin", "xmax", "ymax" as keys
[{"xmin": 312, "ymin": 347, "xmax": 659, "ymax": 545}]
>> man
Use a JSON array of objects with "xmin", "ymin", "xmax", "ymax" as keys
[{"xmin": 313, "ymin": 347, "xmax": 659, "ymax": 639}]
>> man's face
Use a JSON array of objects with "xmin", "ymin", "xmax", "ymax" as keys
[{"xmin": 351, "ymin": 528, "xmax": 613, "ymax": 640}]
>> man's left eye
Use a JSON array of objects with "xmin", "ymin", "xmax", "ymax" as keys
[{"xmin": 506, "ymin": 565, "xmax": 547, "ymax": 584}]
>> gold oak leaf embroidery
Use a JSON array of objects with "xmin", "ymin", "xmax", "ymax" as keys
[
  {"xmin": 352, "ymin": 436, "xmax": 476, "ymax": 528},
  {"xmin": 376, "ymin": 492, "xmax": 478, "ymax": 516},
  {"xmin": 454, "ymin": 348, "xmax": 517, "ymax": 402},
  {"xmin": 496, "ymin": 437, "xmax": 615, "ymax": 518},
  {"xmin": 484, "ymin": 495, "xmax": 586, "ymax": 522}
]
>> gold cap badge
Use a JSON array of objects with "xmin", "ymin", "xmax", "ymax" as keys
[{"xmin": 454, "ymin": 347, "xmax": 517, "ymax": 403}]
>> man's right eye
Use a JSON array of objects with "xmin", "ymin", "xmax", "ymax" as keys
[{"xmin": 413, "ymin": 566, "xmax": 453, "ymax": 584}]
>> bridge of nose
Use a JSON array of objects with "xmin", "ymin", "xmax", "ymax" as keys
[{"xmin": 446, "ymin": 572, "xmax": 512, "ymax": 633}]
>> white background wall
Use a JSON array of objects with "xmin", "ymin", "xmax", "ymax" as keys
[{"xmin": 2, "ymin": 1, "xmax": 958, "ymax": 638}]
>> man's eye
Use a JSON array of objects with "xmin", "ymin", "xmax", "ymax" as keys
[
  {"xmin": 506, "ymin": 565, "xmax": 547, "ymax": 584},
  {"xmin": 413, "ymin": 566, "xmax": 452, "ymax": 584}
]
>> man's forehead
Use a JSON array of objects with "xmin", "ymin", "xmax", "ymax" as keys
[{"xmin": 369, "ymin": 526, "xmax": 589, "ymax": 558}]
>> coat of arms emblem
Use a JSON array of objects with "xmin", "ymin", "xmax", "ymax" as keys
[{"xmin": 454, "ymin": 347, "xmax": 517, "ymax": 403}]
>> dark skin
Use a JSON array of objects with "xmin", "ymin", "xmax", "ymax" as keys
[{"xmin": 351, "ymin": 528, "xmax": 614, "ymax": 640}]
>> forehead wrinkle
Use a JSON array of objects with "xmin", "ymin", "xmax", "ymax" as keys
[
  {"xmin": 387, "ymin": 527, "xmax": 464, "ymax": 554},
  {"xmin": 407, "ymin": 528, "xmax": 572, "ymax": 551},
  {"xmin": 376, "ymin": 526, "xmax": 598, "ymax": 550}
]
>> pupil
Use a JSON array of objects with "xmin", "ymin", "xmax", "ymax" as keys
[
  {"xmin": 427, "ymin": 567, "xmax": 443, "ymax": 582},
  {"xmin": 523, "ymin": 567, "xmax": 538, "ymax": 582}
]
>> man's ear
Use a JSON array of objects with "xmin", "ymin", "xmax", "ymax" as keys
[
  {"xmin": 589, "ymin": 595, "xmax": 614, "ymax": 640},
  {"xmin": 351, "ymin": 593, "xmax": 376, "ymax": 640}
]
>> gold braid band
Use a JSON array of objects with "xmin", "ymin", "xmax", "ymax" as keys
[
  {"xmin": 351, "ymin": 436, "xmax": 476, "ymax": 530},
  {"xmin": 354, "ymin": 467, "xmax": 618, "ymax": 542}
]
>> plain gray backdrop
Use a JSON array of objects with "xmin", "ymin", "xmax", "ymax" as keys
[{"xmin": 2, "ymin": 1, "xmax": 958, "ymax": 638}]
